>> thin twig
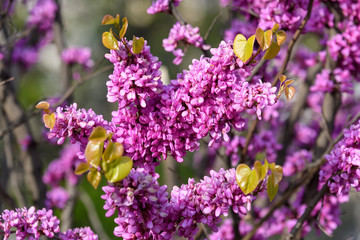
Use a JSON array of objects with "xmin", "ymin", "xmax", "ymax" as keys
[
  {"xmin": 0, "ymin": 77, "xmax": 15, "ymax": 86},
  {"xmin": 204, "ymin": 11, "xmax": 223, "ymax": 41}
]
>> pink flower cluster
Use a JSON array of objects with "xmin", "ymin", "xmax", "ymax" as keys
[
  {"xmin": 60, "ymin": 227, "xmax": 98, "ymax": 240},
  {"xmin": 42, "ymin": 143, "xmax": 83, "ymax": 209},
  {"xmin": 320, "ymin": 119, "xmax": 360, "ymax": 198},
  {"xmin": 101, "ymin": 168, "xmax": 254, "ymax": 240},
  {"xmin": 12, "ymin": 0, "xmax": 57, "ymax": 68},
  {"xmin": 0, "ymin": 207, "xmax": 98, "ymax": 240},
  {"xmin": 47, "ymin": 103, "xmax": 113, "ymax": 149},
  {"xmin": 163, "ymin": 22, "xmax": 210, "ymax": 65},
  {"xmin": 147, "ymin": 0, "xmax": 183, "ymax": 14},
  {"xmin": 0, "ymin": 207, "xmax": 60, "ymax": 239},
  {"xmin": 61, "ymin": 47, "xmax": 94, "ymax": 79}
]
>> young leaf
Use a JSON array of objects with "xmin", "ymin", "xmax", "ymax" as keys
[
  {"xmin": 271, "ymin": 165, "xmax": 283, "ymax": 185},
  {"xmin": 132, "ymin": 36, "xmax": 145, "ymax": 54},
  {"xmin": 35, "ymin": 101, "xmax": 50, "ymax": 110},
  {"xmin": 102, "ymin": 141, "xmax": 124, "ymax": 163},
  {"xmin": 285, "ymin": 86, "xmax": 296, "ymax": 101},
  {"xmin": 279, "ymin": 74, "xmax": 287, "ymax": 83},
  {"xmin": 264, "ymin": 30, "xmax": 273, "ymax": 50},
  {"xmin": 43, "ymin": 113, "xmax": 56, "ymax": 130},
  {"xmin": 103, "ymin": 156, "xmax": 133, "ymax": 183},
  {"xmin": 75, "ymin": 162, "xmax": 90, "ymax": 175},
  {"xmin": 263, "ymin": 42, "xmax": 280, "ymax": 60},
  {"xmin": 101, "ymin": 14, "xmax": 120, "ymax": 26},
  {"xmin": 255, "ymin": 28, "xmax": 265, "ymax": 49},
  {"xmin": 254, "ymin": 160, "xmax": 269, "ymax": 181},
  {"xmin": 119, "ymin": 17, "xmax": 128, "ymax": 39},
  {"xmin": 233, "ymin": 34, "xmax": 256, "ymax": 63},
  {"xmin": 236, "ymin": 164, "xmax": 260, "ymax": 195},
  {"xmin": 284, "ymin": 79, "xmax": 294, "ymax": 86},
  {"xmin": 87, "ymin": 168, "xmax": 101, "ymax": 189},
  {"xmin": 276, "ymin": 30, "xmax": 287, "ymax": 45},
  {"xmin": 88, "ymin": 126, "xmax": 108, "ymax": 142},
  {"xmin": 85, "ymin": 141, "xmax": 103, "ymax": 168},
  {"xmin": 267, "ymin": 172, "xmax": 279, "ymax": 202},
  {"xmin": 272, "ymin": 23, "xmax": 280, "ymax": 33},
  {"xmin": 102, "ymin": 31, "xmax": 119, "ymax": 50}
]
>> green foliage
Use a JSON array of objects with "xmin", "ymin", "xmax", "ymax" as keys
[
  {"xmin": 233, "ymin": 34, "xmax": 256, "ymax": 63},
  {"xmin": 234, "ymin": 23, "xmax": 287, "ymax": 63},
  {"xmin": 132, "ymin": 36, "xmax": 145, "ymax": 54},
  {"xmin": 75, "ymin": 126, "xmax": 133, "ymax": 189},
  {"xmin": 101, "ymin": 14, "xmax": 145, "ymax": 54},
  {"xmin": 236, "ymin": 159, "xmax": 283, "ymax": 201}
]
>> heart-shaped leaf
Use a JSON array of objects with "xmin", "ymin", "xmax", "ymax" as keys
[
  {"xmin": 85, "ymin": 141, "xmax": 103, "ymax": 168},
  {"xmin": 263, "ymin": 42, "xmax": 280, "ymax": 60},
  {"xmin": 132, "ymin": 36, "xmax": 145, "ymax": 54},
  {"xmin": 267, "ymin": 172, "xmax": 279, "ymax": 202},
  {"xmin": 88, "ymin": 126, "xmax": 108, "ymax": 142},
  {"xmin": 255, "ymin": 28, "xmax": 265, "ymax": 49},
  {"xmin": 75, "ymin": 162, "xmax": 90, "ymax": 175},
  {"xmin": 101, "ymin": 14, "xmax": 120, "ymax": 26},
  {"xmin": 279, "ymin": 74, "xmax": 287, "ymax": 83},
  {"xmin": 236, "ymin": 164, "xmax": 260, "ymax": 195},
  {"xmin": 103, "ymin": 141, "xmax": 124, "ymax": 163},
  {"xmin": 285, "ymin": 86, "xmax": 296, "ymax": 101},
  {"xmin": 254, "ymin": 160, "xmax": 269, "ymax": 181},
  {"xmin": 276, "ymin": 30, "xmax": 287, "ymax": 45},
  {"xmin": 233, "ymin": 34, "xmax": 256, "ymax": 63},
  {"xmin": 269, "ymin": 164, "xmax": 283, "ymax": 185},
  {"xmin": 102, "ymin": 31, "xmax": 119, "ymax": 50},
  {"xmin": 264, "ymin": 30, "xmax": 273, "ymax": 50},
  {"xmin": 87, "ymin": 168, "xmax": 101, "ymax": 189},
  {"xmin": 102, "ymin": 156, "xmax": 133, "ymax": 183},
  {"xmin": 43, "ymin": 113, "xmax": 56, "ymax": 130},
  {"xmin": 272, "ymin": 23, "xmax": 280, "ymax": 33},
  {"xmin": 119, "ymin": 17, "xmax": 128, "ymax": 39}
]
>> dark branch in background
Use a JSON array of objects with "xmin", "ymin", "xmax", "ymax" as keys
[
  {"xmin": 204, "ymin": 11, "xmax": 223, "ymax": 41},
  {"xmin": 0, "ymin": 63, "xmax": 112, "ymax": 141},
  {"xmin": 286, "ymin": 182, "xmax": 329, "ymax": 240},
  {"xmin": 240, "ymin": 0, "xmax": 314, "ymax": 163}
]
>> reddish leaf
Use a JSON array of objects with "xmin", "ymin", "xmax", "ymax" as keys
[
  {"xmin": 43, "ymin": 113, "xmax": 56, "ymax": 130},
  {"xmin": 101, "ymin": 14, "xmax": 120, "ymax": 25},
  {"xmin": 119, "ymin": 17, "xmax": 128, "ymax": 39},
  {"xmin": 35, "ymin": 101, "xmax": 50, "ymax": 110},
  {"xmin": 285, "ymin": 86, "xmax": 296, "ymax": 101},
  {"xmin": 87, "ymin": 169, "xmax": 101, "ymax": 189}
]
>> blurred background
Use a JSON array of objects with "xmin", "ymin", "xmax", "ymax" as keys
[{"xmin": 1, "ymin": 0, "xmax": 360, "ymax": 239}]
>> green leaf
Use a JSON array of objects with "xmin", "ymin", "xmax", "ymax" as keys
[
  {"xmin": 103, "ymin": 141, "xmax": 124, "ymax": 163},
  {"xmin": 132, "ymin": 36, "xmax": 145, "ymax": 54},
  {"xmin": 88, "ymin": 126, "xmax": 108, "ymax": 142},
  {"xmin": 75, "ymin": 162, "xmax": 90, "ymax": 175},
  {"xmin": 236, "ymin": 164, "xmax": 260, "ymax": 195},
  {"xmin": 269, "ymin": 164, "xmax": 283, "ymax": 185},
  {"xmin": 255, "ymin": 28, "xmax": 265, "ymax": 49},
  {"xmin": 101, "ymin": 14, "xmax": 120, "ymax": 26},
  {"xmin": 233, "ymin": 34, "xmax": 256, "ymax": 63},
  {"xmin": 43, "ymin": 113, "xmax": 56, "ymax": 130},
  {"xmin": 85, "ymin": 141, "xmax": 103, "ymax": 168},
  {"xmin": 267, "ymin": 172, "xmax": 279, "ymax": 202},
  {"xmin": 285, "ymin": 86, "xmax": 296, "ymax": 101},
  {"xmin": 264, "ymin": 30, "xmax": 273, "ymax": 50},
  {"xmin": 263, "ymin": 42, "xmax": 280, "ymax": 60},
  {"xmin": 87, "ymin": 168, "xmax": 102, "ymax": 189},
  {"xmin": 119, "ymin": 17, "xmax": 128, "ymax": 39},
  {"xmin": 102, "ymin": 156, "xmax": 133, "ymax": 183},
  {"xmin": 102, "ymin": 31, "xmax": 119, "ymax": 50},
  {"xmin": 272, "ymin": 23, "xmax": 280, "ymax": 33},
  {"xmin": 276, "ymin": 30, "xmax": 287, "ymax": 45},
  {"xmin": 254, "ymin": 160, "xmax": 269, "ymax": 181}
]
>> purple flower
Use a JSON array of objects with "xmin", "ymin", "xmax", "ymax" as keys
[
  {"xmin": 45, "ymin": 187, "xmax": 70, "ymax": 209},
  {"xmin": 163, "ymin": 22, "xmax": 210, "ymax": 65},
  {"xmin": 147, "ymin": 0, "xmax": 182, "ymax": 15},
  {"xmin": 60, "ymin": 227, "xmax": 98, "ymax": 240},
  {"xmin": 62, "ymin": 47, "xmax": 94, "ymax": 69}
]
